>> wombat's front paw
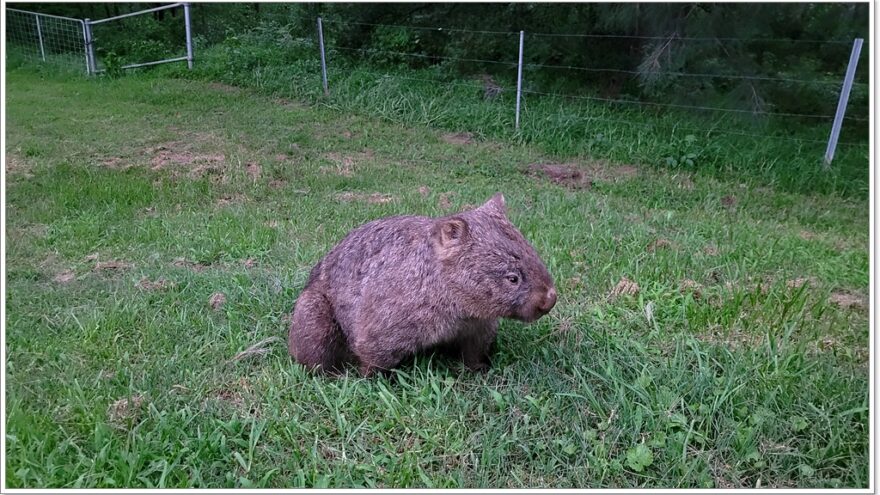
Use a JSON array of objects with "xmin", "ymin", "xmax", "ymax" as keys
[
  {"xmin": 464, "ymin": 359, "xmax": 491, "ymax": 373},
  {"xmin": 358, "ymin": 363, "xmax": 377, "ymax": 377}
]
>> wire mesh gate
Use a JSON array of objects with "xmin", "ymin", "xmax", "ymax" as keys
[{"xmin": 5, "ymin": 3, "xmax": 194, "ymax": 74}]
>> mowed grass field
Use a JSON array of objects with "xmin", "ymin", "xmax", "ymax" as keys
[{"xmin": 4, "ymin": 67, "xmax": 870, "ymax": 489}]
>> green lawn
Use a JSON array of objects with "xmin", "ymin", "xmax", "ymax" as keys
[{"xmin": 3, "ymin": 67, "xmax": 869, "ymax": 488}]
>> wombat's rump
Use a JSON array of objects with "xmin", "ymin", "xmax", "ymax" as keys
[{"xmin": 288, "ymin": 193, "xmax": 556, "ymax": 376}]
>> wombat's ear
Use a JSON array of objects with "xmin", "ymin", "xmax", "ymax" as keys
[
  {"xmin": 481, "ymin": 193, "xmax": 507, "ymax": 216},
  {"xmin": 433, "ymin": 218, "xmax": 470, "ymax": 254}
]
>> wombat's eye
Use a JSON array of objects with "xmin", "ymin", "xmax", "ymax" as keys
[{"xmin": 506, "ymin": 274, "xmax": 519, "ymax": 284}]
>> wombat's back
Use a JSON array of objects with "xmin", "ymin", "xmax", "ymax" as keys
[{"xmin": 311, "ymin": 215, "xmax": 443, "ymax": 333}]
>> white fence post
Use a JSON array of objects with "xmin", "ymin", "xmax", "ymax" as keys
[
  {"xmin": 184, "ymin": 3, "xmax": 193, "ymax": 69},
  {"xmin": 515, "ymin": 30, "xmax": 524, "ymax": 130},
  {"xmin": 824, "ymin": 38, "xmax": 863, "ymax": 167},
  {"xmin": 35, "ymin": 14, "xmax": 46, "ymax": 61},
  {"xmin": 317, "ymin": 17, "xmax": 329, "ymax": 95}
]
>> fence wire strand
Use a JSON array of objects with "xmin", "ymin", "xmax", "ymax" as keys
[
  {"xmin": 322, "ymin": 17, "xmax": 855, "ymax": 45},
  {"xmin": 523, "ymin": 62, "xmax": 861, "ymax": 87},
  {"xmin": 521, "ymin": 89, "xmax": 868, "ymax": 122},
  {"xmin": 528, "ymin": 31, "xmax": 854, "ymax": 44},
  {"xmin": 322, "ymin": 18, "xmax": 517, "ymax": 36},
  {"xmin": 329, "ymin": 45, "xmax": 517, "ymax": 67}
]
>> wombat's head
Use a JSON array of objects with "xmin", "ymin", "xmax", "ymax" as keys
[{"xmin": 432, "ymin": 193, "xmax": 557, "ymax": 323}]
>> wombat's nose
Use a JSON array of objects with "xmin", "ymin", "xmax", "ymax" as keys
[{"xmin": 540, "ymin": 287, "xmax": 557, "ymax": 313}]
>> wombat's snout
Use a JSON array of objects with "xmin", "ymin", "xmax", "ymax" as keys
[
  {"xmin": 521, "ymin": 285, "xmax": 557, "ymax": 322},
  {"xmin": 539, "ymin": 287, "xmax": 557, "ymax": 314}
]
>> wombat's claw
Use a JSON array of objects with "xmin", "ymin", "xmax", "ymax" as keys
[
  {"xmin": 358, "ymin": 364, "xmax": 376, "ymax": 377},
  {"xmin": 464, "ymin": 361, "xmax": 491, "ymax": 373}
]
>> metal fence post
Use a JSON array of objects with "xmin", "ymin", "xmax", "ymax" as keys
[
  {"xmin": 83, "ymin": 19, "xmax": 97, "ymax": 74},
  {"xmin": 183, "ymin": 3, "xmax": 193, "ymax": 69},
  {"xmin": 824, "ymin": 38, "xmax": 863, "ymax": 167},
  {"xmin": 79, "ymin": 20, "xmax": 91, "ymax": 74},
  {"xmin": 317, "ymin": 17, "xmax": 329, "ymax": 95},
  {"xmin": 515, "ymin": 30, "xmax": 524, "ymax": 130},
  {"xmin": 35, "ymin": 14, "xmax": 46, "ymax": 61}
]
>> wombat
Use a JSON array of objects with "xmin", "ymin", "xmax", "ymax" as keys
[{"xmin": 287, "ymin": 193, "xmax": 556, "ymax": 376}]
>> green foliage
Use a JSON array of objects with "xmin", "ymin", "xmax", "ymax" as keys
[
  {"xmin": 97, "ymin": 49, "xmax": 124, "ymax": 78},
  {"xmin": 625, "ymin": 444, "xmax": 655, "ymax": 473}
]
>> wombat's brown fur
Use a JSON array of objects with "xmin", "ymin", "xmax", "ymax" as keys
[{"xmin": 288, "ymin": 193, "xmax": 556, "ymax": 376}]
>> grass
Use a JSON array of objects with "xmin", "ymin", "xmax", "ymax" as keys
[
  {"xmin": 153, "ymin": 37, "xmax": 870, "ymax": 199},
  {"xmin": 3, "ymin": 63, "xmax": 870, "ymax": 489}
]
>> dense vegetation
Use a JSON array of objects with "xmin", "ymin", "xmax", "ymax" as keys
[{"xmin": 11, "ymin": 2, "xmax": 870, "ymax": 119}]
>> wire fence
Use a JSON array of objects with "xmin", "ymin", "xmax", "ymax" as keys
[
  {"xmin": 6, "ymin": 8, "xmax": 87, "ymax": 71},
  {"xmin": 6, "ymin": 4, "xmax": 193, "ymax": 74},
  {"xmin": 5, "ymin": 7, "xmax": 870, "ymax": 160},
  {"xmin": 313, "ymin": 17, "xmax": 869, "ymax": 157}
]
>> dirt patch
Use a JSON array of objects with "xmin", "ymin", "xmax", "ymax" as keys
[
  {"xmin": 527, "ymin": 163, "xmax": 593, "ymax": 190},
  {"xmin": 275, "ymin": 97, "xmax": 305, "ymax": 109},
  {"xmin": 336, "ymin": 192, "xmax": 395, "ymax": 204},
  {"xmin": 149, "ymin": 141, "xmax": 226, "ymax": 171},
  {"xmin": 679, "ymin": 279, "xmax": 704, "ymax": 299},
  {"xmin": 10, "ymin": 223, "xmax": 49, "ymax": 240},
  {"xmin": 207, "ymin": 377, "xmax": 260, "ymax": 417},
  {"xmin": 99, "ymin": 156, "xmax": 134, "ymax": 170},
  {"xmin": 141, "ymin": 206, "xmax": 159, "ymax": 218},
  {"xmin": 341, "ymin": 130, "xmax": 354, "ymax": 140},
  {"xmin": 721, "ymin": 195, "xmax": 738, "ymax": 209},
  {"xmin": 208, "ymin": 292, "xmax": 226, "ymax": 311},
  {"xmin": 53, "ymin": 270, "xmax": 76, "ymax": 284},
  {"xmin": 108, "ymin": 394, "xmax": 145, "ymax": 428},
  {"xmin": 675, "ymin": 175, "xmax": 696, "ymax": 190},
  {"xmin": 209, "ymin": 292, "xmax": 227, "ymax": 311},
  {"xmin": 828, "ymin": 290, "xmax": 867, "ymax": 310},
  {"xmin": 608, "ymin": 277, "xmax": 640, "ymax": 300},
  {"xmin": 702, "ymin": 245, "xmax": 720, "ymax": 256},
  {"xmin": 441, "ymin": 132, "xmax": 475, "ymax": 145},
  {"xmin": 208, "ymin": 82, "xmax": 241, "ymax": 94},
  {"xmin": 94, "ymin": 260, "xmax": 133, "ymax": 271},
  {"xmin": 646, "ymin": 238, "xmax": 673, "ymax": 253},
  {"xmin": 418, "ymin": 185, "xmax": 431, "ymax": 198},
  {"xmin": 268, "ymin": 179, "xmax": 287, "ymax": 189},
  {"xmin": 321, "ymin": 150, "xmax": 374, "ymax": 177},
  {"xmin": 216, "ymin": 194, "xmax": 247, "ymax": 208},
  {"xmin": 242, "ymin": 258, "xmax": 257, "ymax": 268},
  {"xmin": 172, "ymin": 258, "xmax": 209, "ymax": 272},
  {"xmin": 799, "ymin": 230, "xmax": 819, "ymax": 241},
  {"xmin": 786, "ymin": 277, "xmax": 818, "ymax": 289},
  {"xmin": 527, "ymin": 161, "xmax": 639, "ymax": 189},
  {"xmin": 189, "ymin": 163, "xmax": 227, "ymax": 183},
  {"xmin": 723, "ymin": 276, "xmax": 773, "ymax": 296},
  {"xmin": 136, "ymin": 277, "xmax": 174, "ymax": 291},
  {"xmin": 5, "ymin": 153, "xmax": 34, "ymax": 178},
  {"xmin": 438, "ymin": 192, "xmax": 455, "ymax": 211},
  {"xmin": 246, "ymin": 162, "xmax": 262, "ymax": 181}
]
